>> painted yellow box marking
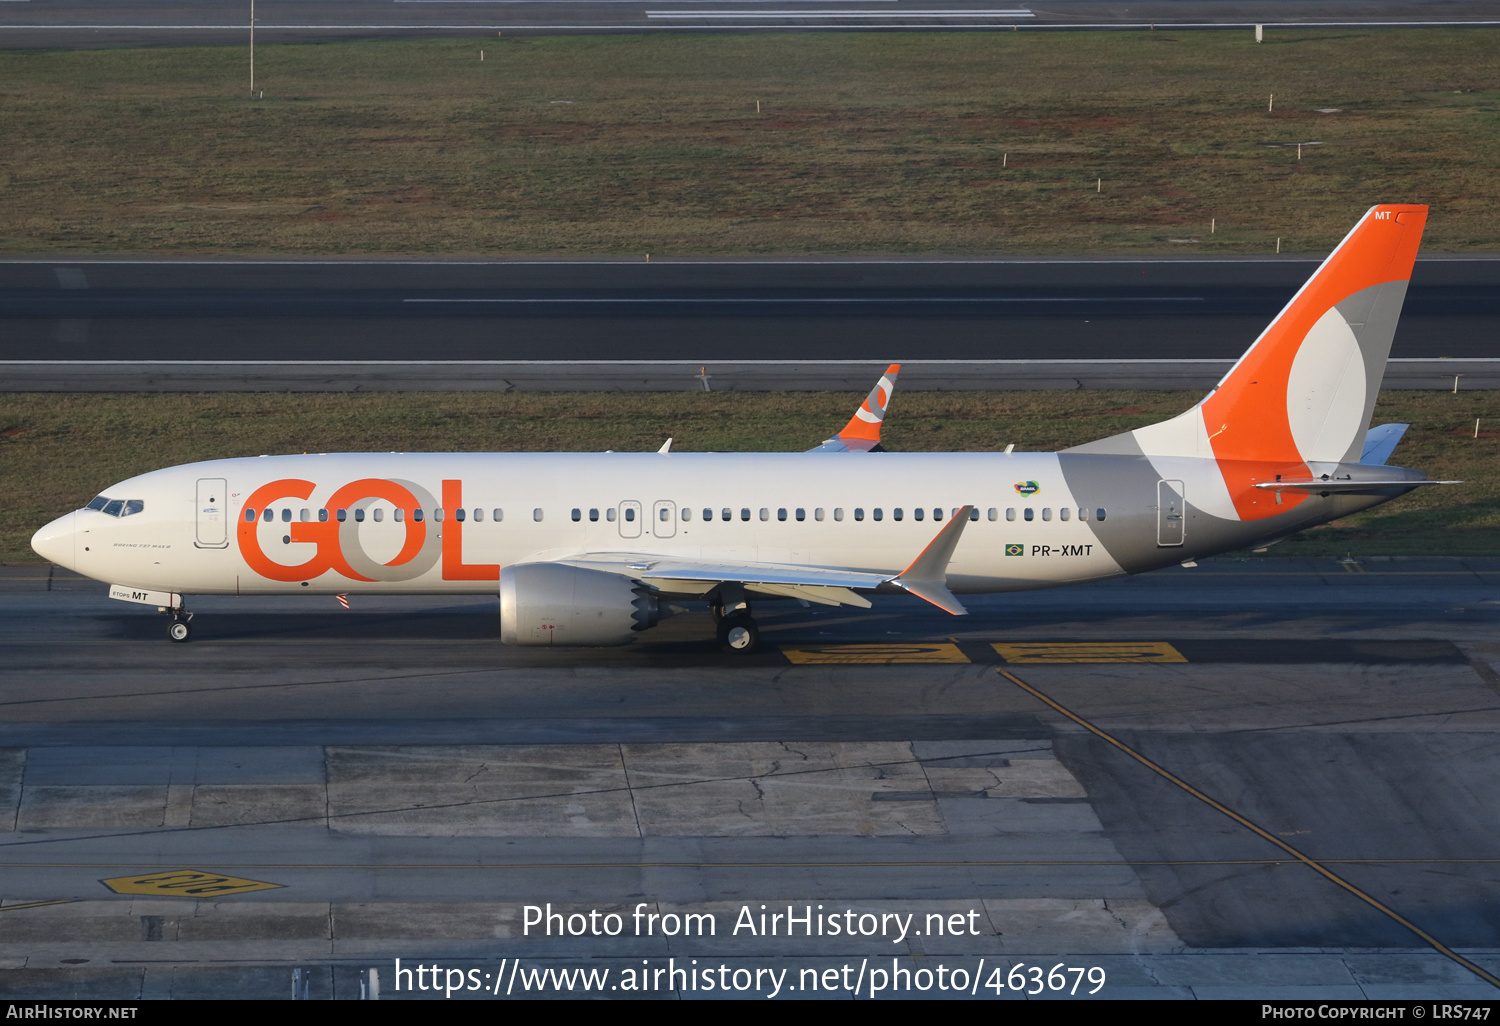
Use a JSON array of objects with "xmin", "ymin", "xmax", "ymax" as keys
[
  {"xmin": 781, "ymin": 643, "xmax": 971, "ymax": 665},
  {"xmin": 992, "ymin": 641, "xmax": 1188, "ymax": 664},
  {"xmin": 100, "ymin": 870, "xmax": 282, "ymax": 897}
]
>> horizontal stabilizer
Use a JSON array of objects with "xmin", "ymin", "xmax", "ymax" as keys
[
  {"xmin": 1360, "ymin": 423, "xmax": 1408, "ymax": 466},
  {"xmin": 1253, "ymin": 477, "xmax": 1459, "ymax": 493}
]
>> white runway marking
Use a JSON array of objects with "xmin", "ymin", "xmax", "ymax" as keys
[
  {"xmin": 649, "ymin": 8, "xmax": 1033, "ymax": 15},
  {"xmin": 403, "ymin": 296, "xmax": 1204, "ymax": 304},
  {"xmin": 4, "ymin": 21, "xmax": 1500, "ymax": 29},
  {"xmin": 395, "ymin": 0, "xmax": 901, "ymax": 3}
]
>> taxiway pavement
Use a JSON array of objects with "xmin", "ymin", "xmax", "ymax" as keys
[{"xmin": 2, "ymin": 560, "xmax": 1500, "ymax": 997}]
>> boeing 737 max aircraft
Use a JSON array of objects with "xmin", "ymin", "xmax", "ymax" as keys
[{"xmin": 31, "ymin": 205, "xmax": 1451, "ymax": 651}]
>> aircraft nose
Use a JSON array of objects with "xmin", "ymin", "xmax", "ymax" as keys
[{"xmin": 31, "ymin": 512, "xmax": 77, "ymax": 569}]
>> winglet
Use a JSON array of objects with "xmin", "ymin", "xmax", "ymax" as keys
[
  {"xmin": 809, "ymin": 364, "xmax": 901, "ymax": 452},
  {"xmin": 892, "ymin": 504, "xmax": 973, "ymax": 615}
]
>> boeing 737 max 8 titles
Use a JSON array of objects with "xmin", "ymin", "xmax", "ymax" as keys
[{"xmin": 31, "ymin": 205, "xmax": 1452, "ymax": 651}]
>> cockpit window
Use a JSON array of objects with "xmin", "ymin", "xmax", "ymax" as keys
[{"xmin": 84, "ymin": 495, "xmax": 144, "ymax": 517}]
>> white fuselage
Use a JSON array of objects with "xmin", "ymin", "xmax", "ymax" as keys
[{"xmin": 38, "ymin": 451, "xmax": 1133, "ymax": 597}]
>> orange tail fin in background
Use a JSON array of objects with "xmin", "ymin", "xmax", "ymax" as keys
[{"xmin": 815, "ymin": 363, "xmax": 901, "ymax": 452}]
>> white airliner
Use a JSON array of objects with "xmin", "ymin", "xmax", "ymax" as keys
[{"xmin": 32, "ymin": 205, "xmax": 1449, "ymax": 652}]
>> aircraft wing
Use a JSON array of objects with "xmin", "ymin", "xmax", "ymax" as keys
[
  {"xmin": 556, "ymin": 554, "xmax": 884, "ymax": 608},
  {"xmin": 807, "ymin": 364, "xmax": 901, "ymax": 452},
  {"xmin": 554, "ymin": 504, "xmax": 976, "ymax": 614}
]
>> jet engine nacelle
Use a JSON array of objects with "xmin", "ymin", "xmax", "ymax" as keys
[{"xmin": 499, "ymin": 563, "xmax": 661, "ymax": 646}]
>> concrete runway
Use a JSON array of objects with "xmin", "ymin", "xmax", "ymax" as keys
[
  {"xmin": 3, "ymin": 257, "xmax": 1497, "ymax": 391},
  {"xmin": 3, "ymin": 559, "xmax": 1500, "ymax": 998},
  {"xmin": 2, "ymin": 0, "xmax": 1499, "ymax": 48}
]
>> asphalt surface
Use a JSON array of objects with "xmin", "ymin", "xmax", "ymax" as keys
[
  {"xmin": 3, "ymin": 558, "xmax": 1500, "ymax": 999},
  {"xmin": 2, "ymin": 0, "xmax": 1498, "ymax": 47},
  {"xmin": 3, "ymin": 258, "xmax": 1496, "ymax": 368}
]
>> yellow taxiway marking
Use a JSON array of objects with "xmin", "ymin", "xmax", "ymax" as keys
[
  {"xmin": 100, "ymin": 870, "xmax": 282, "ymax": 897},
  {"xmin": 0, "ymin": 899, "xmax": 75, "ymax": 912},
  {"xmin": 996, "ymin": 666, "xmax": 1500, "ymax": 992},
  {"xmin": 992, "ymin": 641, "xmax": 1187, "ymax": 664},
  {"xmin": 781, "ymin": 642, "xmax": 970, "ymax": 664}
]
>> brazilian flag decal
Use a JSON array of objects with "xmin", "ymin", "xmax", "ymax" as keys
[{"xmin": 1005, "ymin": 543, "xmax": 1025, "ymax": 557}]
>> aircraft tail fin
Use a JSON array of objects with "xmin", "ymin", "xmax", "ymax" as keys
[
  {"xmin": 1069, "ymin": 205, "xmax": 1426, "ymax": 471},
  {"xmin": 810, "ymin": 364, "xmax": 901, "ymax": 452},
  {"xmin": 1198, "ymin": 204, "xmax": 1427, "ymax": 467}
]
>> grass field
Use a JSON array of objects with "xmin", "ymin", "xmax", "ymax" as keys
[
  {"xmin": 3, "ymin": 389, "xmax": 1496, "ymax": 563},
  {"xmin": 0, "ymin": 30, "xmax": 1497, "ymax": 254}
]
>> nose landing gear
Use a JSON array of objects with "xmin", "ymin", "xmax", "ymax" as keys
[{"xmin": 165, "ymin": 608, "xmax": 193, "ymax": 642}]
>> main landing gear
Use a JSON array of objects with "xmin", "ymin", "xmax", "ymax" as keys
[
  {"xmin": 711, "ymin": 588, "xmax": 759, "ymax": 653},
  {"xmin": 717, "ymin": 613, "xmax": 759, "ymax": 653},
  {"xmin": 165, "ymin": 607, "xmax": 193, "ymax": 643}
]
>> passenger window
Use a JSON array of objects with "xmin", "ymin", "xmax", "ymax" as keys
[
  {"xmin": 660, "ymin": 508, "xmax": 670, "ymax": 522},
  {"xmin": 494, "ymin": 509, "xmax": 504, "ymax": 522},
  {"xmin": 282, "ymin": 509, "xmax": 292, "ymax": 523},
  {"xmin": 1060, "ymin": 507, "xmax": 1070, "ymax": 522},
  {"xmin": 625, "ymin": 508, "xmax": 635, "ymax": 522},
  {"xmin": 873, "ymin": 508, "xmax": 883, "ymax": 521},
  {"xmin": 741, "ymin": 508, "xmax": 750, "ymax": 521},
  {"xmin": 969, "ymin": 508, "xmax": 979, "ymax": 521},
  {"xmin": 796, "ymin": 508, "xmax": 806, "ymax": 521},
  {"xmin": 722, "ymin": 508, "xmax": 731, "ymax": 521},
  {"xmin": 572, "ymin": 508, "xmax": 582, "ymax": 522},
  {"xmin": 834, "ymin": 508, "xmax": 844, "ymax": 522},
  {"xmin": 759, "ymin": 508, "xmax": 769, "ymax": 521},
  {"xmin": 244, "ymin": 508, "xmax": 257, "ymax": 522},
  {"xmin": 702, "ymin": 508, "xmax": 712, "ymax": 522},
  {"xmin": 682, "ymin": 508, "xmax": 691, "ymax": 521},
  {"xmin": 987, "ymin": 508, "xmax": 998, "ymax": 521},
  {"xmin": 914, "ymin": 508, "xmax": 924, "ymax": 522},
  {"xmin": 1078, "ymin": 508, "xmax": 1089, "ymax": 521},
  {"xmin": 607, "ymin": 508, "xmax": 617, "ymax": 522},
  {"xmin": 354, "ymin": 508, "xmax": 365, "ymax": 523},
  {"xmin": 85, "ymin": 496, "xmax": 109, "ymax": 512},
  {"xmin": 373, "ymin": 508, "xmax": 384, "ymax": 523},
  {"xmin": 893, "ymin": 508, "xmax": 903, "ymax": 521},
  {"xmin": 336, "ymin": 508, "xmax": 347, "ymax": 522},
  {"xmin": 534, "ymin": 508, "xmax": 544, "ymax": 522},
  {"xmin": 777, "ymin": 508, "xmax": 787, "ymax": 521},
  {"xmin": 437, "ymin": 508, "xmax": 447, "ymax": 522},
  {"xmin": 413, "ymin": 508, "xmax": 425, "ymax": 523},
  {"xmin": 587, "ymin": 508, "xmax": 598, "ymax": 522},
  {"xmin": 300, "ymin": 509, "xmax": 311, "ymax": 522},
  {"xmin": 854, "ymin": 508, "xmax": 864, "ymax": 522},
  {"xmin": 1042, "ymin": 508, "xmax": 1052, "ymax": 522},
  {"xmin": 394, "ymin": 508, "xmax": 404, "ymax": 522},
  {"xmin": 1024, "ymin": 508, "xmax": 1034, "ymax": 522},
  {"xmin": 452, "ymin": 508, "xmax": 465, "ymax": 523},
  {"xmin": 934, "ymin": 508, "xmax": 944, "ymax": 522},
  {"xmin": 317, "ymin": 508, "xmax": 328, "ymax": 523},
  {"xmin": 1097, "ymin": 508, "xmax": 1108, "ymax": 521},
  {"xmin": 262, "ymin": 509, "xmax": 273, "ymax": 523},
  {"xmin": 814, "ymin": 508, "xmax": 824, "ymax": 521},
  {"xmin": 473, "ymin": 508, "xmax": 484, "ymax": 522}
]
